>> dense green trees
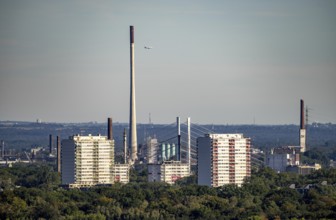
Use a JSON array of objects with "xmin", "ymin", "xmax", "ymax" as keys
[{"xmin": 1, "ymin": 164, "xmax": 336, "ymax": 219}]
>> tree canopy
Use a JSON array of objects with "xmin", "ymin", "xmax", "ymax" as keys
[{"xmin": 1, "ymin": 164, "xmax": 336, "ymax": 219}]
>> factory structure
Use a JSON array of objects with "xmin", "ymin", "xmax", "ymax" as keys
[
  {"xmin": 266, "ymin": 99, "xmax": 321, "ymax": 174},
  {"xmin": 266, "ymin": 146, "xmax": 300, "ymax": 173},
  {"xmin": 197, "ymin": 134, "xmax": 251, "ymax": 187},
  {"xmin": 1, "ymin": 23, "xmax": 331, "ymax": 191},
  {"xmin": 147, "ymin": 117, "xmax": 191, "ymax": 184}
]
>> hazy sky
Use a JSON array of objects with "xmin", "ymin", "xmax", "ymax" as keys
[{"xmin": 0, "ymin": 0, "xmax": 335, "ymax": 124}]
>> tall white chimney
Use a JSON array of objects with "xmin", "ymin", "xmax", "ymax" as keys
[{"xmin": 129, "ymin": 26, "xmax": 138, "ymax": 162}]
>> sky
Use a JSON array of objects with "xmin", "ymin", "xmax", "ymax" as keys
[{"xmin": 0, "ymin": 0, "xmax": 335, "ymax": 125}]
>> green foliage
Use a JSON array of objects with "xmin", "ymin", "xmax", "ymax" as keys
[
  {"xmin": 129, "ymin": 164, "xmax": 148, "ymax": 183},
  {"xmin": 175, "ymin": 174, "xmax": 197, "ymax": 186},
  {"xmin": 302, "ymin": 149, "xmax": 330, "ymax": 167},
  {"xmin": 1, "ymin": 163, "xmax": 336, "ymax": 219}
]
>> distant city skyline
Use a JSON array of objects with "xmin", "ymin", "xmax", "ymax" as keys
[{"xmin": 1, "ymin": 1, "xmax": 335, "ymax": 125}]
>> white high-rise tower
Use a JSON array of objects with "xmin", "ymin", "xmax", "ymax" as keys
[
  {"xmin": 129, "ymin": 25, "xmax": 138, "ymax": 162},
  {"xmin": 197, "ymin": 134, "xmax": 251, "ymax": 187}
]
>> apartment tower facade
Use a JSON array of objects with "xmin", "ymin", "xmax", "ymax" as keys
[
  {"xmin": 61, "ymin": 134, "xmax": 114, "ymax": 188},
  {"xmin": 197, "ymin": 134, "xmax": 251, "ymax": 187}
]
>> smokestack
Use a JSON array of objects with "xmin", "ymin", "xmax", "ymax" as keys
[
  {"xmin": 123, "ymin": 128, "xmax": 127, "ymax": 164},
  {"xmin": 1, "ymin": 140, "xmax": 4, "ymax": 158},
  {"xmin": 108, "ymin": 118, "xmax": 113, "ymax": 140},
  {"xmin": 187, "ymin": 117, "xmax": 191, "ymax": 172},
  {"xmin": 300, "ymin": 99, "xmax": 305, "ymax": 129},
  {"xmin": 177, "ymin": 117, "xmax": 181, "ymax": 161},
  {"xmin": 57, "ymin": 136, "xmax": 61, "ymax": 173},
  {"xmin": 300, "ymin": 99, "xmax": 306, "ymax": 153},
  {"xmin": 129, "ymin": 25, "xmax": 138, "ymax": 162},
  {"xmin": 49, "ymin": 134, "xmax": 53, "ymax": 154}
]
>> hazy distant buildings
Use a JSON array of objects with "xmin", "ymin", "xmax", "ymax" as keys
[
  {"xmin": 61, "ymin": 134, "xmax": 115, "ymax": 188},
  {"xmin": 265, "ymin": 146, "xmax": 300, "ymax": 172},
  {"xmin": 197, "ymin": 134, "xmax": 251, "ymax": 187}
]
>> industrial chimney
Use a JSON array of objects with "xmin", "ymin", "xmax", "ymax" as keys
[
  {"xmin": 300, "ymin": 99, "xmax": 306, "ymax": 152},
  {"xmin": 107, "ymin": 118, "xmax": 113, "ymax": 140},
  {"xmin": 123, "ymin": 128, "xmax": 127, "ymax": 164},
  {"xmin": 57, "ymin": 136, "xmax": 61, "ymax": 173},
  {"xmin": 177, "ymin": 117, "xmax": 181, "ymax": 161},
  {"xmin": 129, "ymin": 25, "xmax": 138, "ymax": 162},
  {"xmin": 49, "ymin": 134, "xmax": 53, "ymax": 154},
  {"xmin": 187, "ymin": 117, "xmax": 191, "ymax": 172}
]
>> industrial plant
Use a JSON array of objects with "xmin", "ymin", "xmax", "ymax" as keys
[
  {"xmin": 0, "ymin": 26, "xmax": 325, "ymax": 189},
  {"xmin": 265, "ymin": 99, "xmax": 321, "ymax": 174}
]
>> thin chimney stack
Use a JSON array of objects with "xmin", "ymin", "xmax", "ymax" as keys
[
  {"xmin": 49, "ymin": 134, "xmax": 53, "ymax": 154},
  {"xmin": 57, "ymin": 136, "xmax": 61, "ymax": 173},
  {"xmin": 108, "ymin": 118, "xmax": 113, "ymax": 140},
  {"xmin": 300, "ymin": 99, "xmax": 306, "ymax": 153},
  {"xmin": 177, "ymin": 117, "xmax": 181, "ymax": 161},
  {"xmin": 300, "ymin": 99, "xmax": 305, "ymax": 129}
]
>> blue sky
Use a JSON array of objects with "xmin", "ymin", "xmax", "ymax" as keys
[{"xmin": 0, "ymin": 0, "xmax": 335, "ymax": 124}]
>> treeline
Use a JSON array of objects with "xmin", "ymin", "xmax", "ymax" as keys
[
  {"xmin": 1, "ymin": 164, "xmax": 336, "ymax": 219},
  {"xmin": 1, "ymin": 122, "xmax": 336, "ymax": 150},
  {"xmin": 302, "ymin": 147, "xmax": 336, "ymax": 167}
]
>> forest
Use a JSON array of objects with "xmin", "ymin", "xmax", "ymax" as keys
[{"xmin": 1, "ymin": 163, "xmax": 336, "ymax": 219}]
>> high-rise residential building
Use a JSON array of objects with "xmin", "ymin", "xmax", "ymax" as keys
[
  {"xmin": 148, "ymin": 161, "xmax": 190, "ymax": 184},
  {"xmin": 61, "ymin": 134, "xmax": 114, "ymax": 188},
  {"xmin": 197, "ymin": 134, "xmax": 251, "ymax": 187}
]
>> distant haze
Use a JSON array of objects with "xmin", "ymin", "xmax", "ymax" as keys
[{"xmin": 0, "ymin": 0, "xmax": 335, "ymax": 125}]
